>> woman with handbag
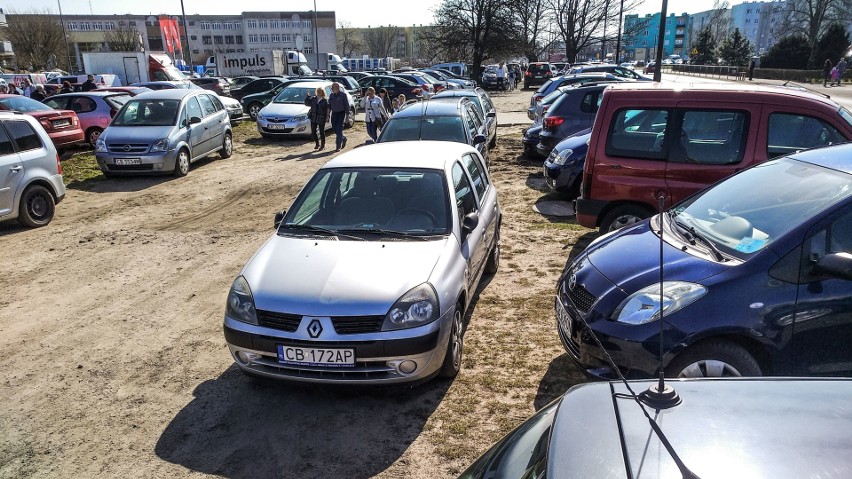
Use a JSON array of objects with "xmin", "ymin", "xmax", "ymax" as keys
[
  {"xmin": 360, "ymin": 87, "xmax": 389, "ymax": 143},
  {"xmin": 304, "ymin": 87, "xmax": 329, "ymax": 150}
]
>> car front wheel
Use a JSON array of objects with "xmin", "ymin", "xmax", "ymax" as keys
[
  {"xmin": 668, "ymin": 340, "xmax": 762, "ymax": 378},
  {"xmin": 439, "ymin": 304, "xmax": 464, "ymax": 378},
  {"xmin": 599, "ymin": 205, "xmax": 652, "ymax": 234},
  {"xmin": 248, "ymin": 102, "xmax": 262, "ymax": 120},
  {"xmin": 173, "ymin": 148, "xmax": 190, "ymax": 177},
  {"xmin": 219, "ymin": 132, "xmax": 233, "ymax": 158}
]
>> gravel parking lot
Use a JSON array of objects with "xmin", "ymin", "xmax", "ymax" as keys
[{"xmin": 0, "ymin": 87, "xmax": 591, "ymax": 478}]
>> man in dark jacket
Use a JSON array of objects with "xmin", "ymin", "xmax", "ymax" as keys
[
  {"xmin": 81, "ymin": 74, "xmax": 98, "ymax": 92},
  {"xmin": 328, "ymin": 82, "xmax": 350, "ymax": 151}
]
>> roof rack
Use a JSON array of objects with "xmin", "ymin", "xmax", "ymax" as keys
[{"xmin": 780, "ymin": 80, "xmax": 831, "ymax": 99}]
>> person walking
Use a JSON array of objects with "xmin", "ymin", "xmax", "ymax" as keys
[
  {"xmin": 823, "ymin": 59, "xmax": 833, "ymax": 87},
  {"xmin": 81, "ymin": 74, "xmax": 98, "ymax": 92},
  {"xmin": 496, "ymin": 62, "xmax": 506, "ymax": 91},
  {"xmin": 328, "ymin": 82, "xmax": 349, "ymax": 151},
  {"xmin": 60, "ymin": 81, "xmax": 74, "ymax": 94},
  {"xmin": 748, "ymin": 59, "xmax": 756, "ymax": 81},
  {"xmin": 360, "ymin": 87, "xmax": 388, "ymax": 143},
  {"xmin": 378, "ymin": 88, "xmax": 392, "ymax": 122},
  {"xmin": 835, "ymin": 57, "xmax": 847, "ymax": 86},
  {"xmin": 304, "ymin": 86, "xmax": 329, "ymax": 151}
]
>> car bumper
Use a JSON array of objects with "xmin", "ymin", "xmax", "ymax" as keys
[
  {"xmin": 226, "ymin": 107, "xmax": 243, "ymax": 121},
  {"xmin": 523, "ymin": 130, "xmax": 541, "ymax": 155},
  {"xmin": 543, "ymin": 161, "xmax": 579, "ymax": 192},
  {"xmin": 49, "ymin": 129, "xmax": 85, "ymax": 148},
  {"xmin": 223, "ymin": 307, "xmax": 454, "ymax": 384},
  {"xmin": 96, "ymin": 148, "xmax": 180, "ymax": 175},
  {"xmin": 536, "ymin": 136, "xmax": 560, "ymax": 157},
  {"xmin": 257, "ymin": 118, "xmax": 314, "ymax": 136},
  {"xmin": 575, "ymin": 197, "xmax": 609, "ymax": 228},
  {"xmin": 524, "ymin": 77, "xmax": 548, "ymax": 87}
]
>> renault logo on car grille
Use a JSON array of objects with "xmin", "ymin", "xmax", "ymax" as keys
[{"xmin": 307, "ymin": 319, "xmax": 323, "ymax": 338}]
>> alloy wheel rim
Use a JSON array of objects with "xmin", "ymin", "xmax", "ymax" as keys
[
  {"xmin": 451, "ymin": 310, "xmax": 462, "ymax": 368},
  {"xmin": 30, "ymin": 195, "xmax": 48, "ymax": 218},
  {"xmin": 678, "ymin": 360, "xmax": 743, "ymax": 378},
  {"xmin": 610, "ymin": 214, "xmax": 642, "ymax": 232},
  {"xmin": 250, "ymin": 105, "xmax": 260, "ymax": 118},
  {"xmin": 225, "ymin": 136, "xmax": 232, "ymax": 154},
  {"xmin": 179, "ymin": 152, "xmax": 189, "ymax": 173},
  {"xmin": 90, "ymin": 129, "xmax": 101, "ymax": 144}
]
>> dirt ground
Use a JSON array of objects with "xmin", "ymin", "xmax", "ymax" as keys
[{"xmin": 0, "ymin": 87, "xmax": 593, "ymax": 479}]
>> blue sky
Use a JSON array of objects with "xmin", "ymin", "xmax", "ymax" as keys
[{"xmin": 17, "ymin": 0, "xmax": 720, "ymax": 28}]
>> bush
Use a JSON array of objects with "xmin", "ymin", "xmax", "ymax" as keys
[{"xmin": 761, "ymin": 36, "xmax": 810, "ymax": 69}]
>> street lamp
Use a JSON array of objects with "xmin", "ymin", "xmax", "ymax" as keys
[
  {"xmin": 180, "ymin": 0, "xmax": 192, "ymax": 74},
  {"xmin": 654, "ymin": 0, "xmax": 669, "ymax": 82},
  {"xmin": 57, "ymin": 0, "xmax": 72, "ymax": 72}
]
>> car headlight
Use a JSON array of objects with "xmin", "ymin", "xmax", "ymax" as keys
[
  {"xmin": 95, "ymin": 138, "xmax": 107, "ymax": 152},
  {"xmin": 291, "ymin": 114, "xmax": 308, "ymax": 122},
  {"xmin": 552, "ymin": 148, "xmax": 574, "ymax": 166},
  {"xmin": 151, "ymin": 138, "xmax": 170, "ymax": 152},
  {"xmin": 612, "ymin": 282, "xmax": 707, "ymax": 325},
  {"xmin": 382, "ymin": 283, "xmax": 439, "ymax": 331},
  {"xmin": 226, "ymin": 276, "xmax": 258, "ymax": 325}
]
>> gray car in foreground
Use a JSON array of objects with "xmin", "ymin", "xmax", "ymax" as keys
[
  {"xmin": 95, "ymin": 89, "xmax": 232, "ymax": 176},
  {"xmin": 223, "ymin": 141, "xmax": 501, "ymax": 384}
]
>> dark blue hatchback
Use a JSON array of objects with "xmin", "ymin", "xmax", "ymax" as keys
[
  {"xmin": 556, "ymin": 144, "xmax": 852, "ymax": 379},
  {"xmin": 543, "ymin": 128, "xmax": 591, "ymax": 198}
]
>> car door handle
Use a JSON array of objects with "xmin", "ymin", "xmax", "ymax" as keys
[{"xmin": 10, "ymin": 166, "xmax": 22, "ymax": 173}]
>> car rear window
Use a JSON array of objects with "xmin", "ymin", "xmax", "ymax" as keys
[
  {"xmin": 0, "ymin": 123, "xmax": 14, "ymax": 156},
  {"xmin": 536, "ymin": 79, "xmax": 554, "ymax": 94},
  {"xmin": 529, "ymin": 64, "xmax": 551, "ymax": 74},
  {"xmin": 767, "ymin": 113, "xmax": 847, "ymax": 159},
  {"xmin": 380, "ymin": 116, "xmax": 467, "ymax": 143},
  {"xmin": 105, "ymin": 95, "xmax": 131, "ymax": 110},
  {"xmin": 6, "ymin": 120, "xmax": 43, "ymax": 151}
]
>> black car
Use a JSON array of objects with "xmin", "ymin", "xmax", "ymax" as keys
[
  {"xmin": 229, "ymin": 76, "xmax": 258, "ymax": 89},
  {"xmin": 523, "ymin": 62, "xmax": 559, "ymax": 89},
  {"xmin": 536, "ymin": 84, "xmax": 607, "ymax": 157},
  {"xmin": 461, "ymin": 378, "xmax": 852, "ymax": 478},
  {"xmin": 230, "ymin": 77, "xmax": 289, "ymax": 101},
  {"xmin": 432, "ymin": 87, "xmax": 497, "ymax": 148},
  {"xmin": 343, "ymin": 71, "xmax": 373, "ymax": 81},
  {"xmin": 357, "ymin": 75, "xmax": 422, "ymax": 101},
  {"xmin": 377, "ymin": 97, "xmax": 489, "ymax": 162}
]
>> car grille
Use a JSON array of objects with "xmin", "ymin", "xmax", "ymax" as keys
[
  {"xmin": 108, "ymin": 143, "xmax": 148, "ymax": 153},
  {"xmin": 107, "ymin": 164, "xmax": 153, "ymax": 171},
  {"xmin": 568, "ymin": 283, "xmax": 596, "ymax": 313},
  {"xmin": 257, "ymin": 310, "xmax": 302, "ymax": 332},
  {"xmin": 265, "ymin": 117, "xmax": 290, "ymax": 123},
  {"xmin": 331, "ymin": 316, "xmax": 384, "ymax": 334}
]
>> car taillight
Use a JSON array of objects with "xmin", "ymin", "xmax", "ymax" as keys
[
  {"xmin": 56, "ymin": 153, "xmax": 62, "ymax": 174},
  {"xmin": 543, "ymin": 116, "xmax": 564, "ymax": 129},
  {"xmin": 545, "ymin": 71, "xmax": 553, "ymax": 77},
  {"xmin": 413, "ymin": 88, "xmax": 422, "ymax": 95},
  {"xmin": 534, "ymin": 94, "xmax": 544, "ymax": 102},
  {"xmin": 525, "ymin": 71, "xmax": 531, "ymax": 77}
]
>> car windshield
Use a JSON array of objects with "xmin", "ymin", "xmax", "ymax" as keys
[
  {"xmin": 105, "ymin": 95, "xmax": 131, "ymax": 109},
  {"xmin": 273, "ymin": 86, "xmax": 316, "ymax": 104},
  {"xmin": 112, "ymin": 99, "xmax": 180, "ymax": 126},
  {"xmin": 529, "ymin": 64, "xmax": 550, "ymax": 73},
  {"xmin": 0, "ymin": 96, "xmax": 53, "ymax": 112},
  {"xmin": 379, "ymin": 116, "xmax": 467, "ymax": 143},
  {"xmin": 282, "ymin": 167, "xmax": 450, "ymax": 237},
  {"xmin": 672, "ymin": 158, "xmax": 852, "ymax": 258}
]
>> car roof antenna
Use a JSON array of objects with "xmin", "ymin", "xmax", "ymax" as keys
[{"xmin": 638, "ymin": 190, "xmax": 682, "ymax": 410}]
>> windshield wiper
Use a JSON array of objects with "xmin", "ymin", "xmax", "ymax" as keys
[
  {"xmin": 278, "ymin": 224, "xmax": 364, "ymax": 241},
  {"xmin": 338, "ymin": 228, "xmax": 432, "ymax": 240},
  {"xmin": 668, "ymin": 213, "xmax": 725, "ymax": 262}
]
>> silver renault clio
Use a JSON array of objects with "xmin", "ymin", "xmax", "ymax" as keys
[{"xmin": 223, "ymin": 141, "xmax": 501, "ymax": 384}]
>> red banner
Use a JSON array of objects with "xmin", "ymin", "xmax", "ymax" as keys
[{"xmin": 159, "ymin": 16, "xmax": 182, "ymax": 53}]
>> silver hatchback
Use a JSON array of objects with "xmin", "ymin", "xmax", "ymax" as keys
[
  {"xmin": 223, "ymin": 141, "xmax": 501, "ymax": 384},
  {"xmin": 94, "ymin": 89, "xmax": 233, "ymax": 177}
]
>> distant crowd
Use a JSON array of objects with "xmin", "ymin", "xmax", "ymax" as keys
[{"xmin": 1, "ymin": 74, "xmax": 100, "ymax": 103}]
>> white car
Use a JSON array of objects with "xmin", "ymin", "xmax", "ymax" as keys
[{"xmin": 256, "ymin": 80, "xmax": 353, "ymax": 138}]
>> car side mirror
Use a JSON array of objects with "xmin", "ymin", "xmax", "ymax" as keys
[
  {"xmin": 189, "ymin": 116, "xmax": 202, "ymax": 125},
  {"xmin": 274, "ymin": 210, "xmax": 286, "ymax": 229},
  {"xmin": 486, "ymin": 111, "xmax": 496, "ymax": 118},
  {"xmin": 461, "ymin": 211, "xmax": 479, "ymax": 240},
  {"xmin": 473, "ymin": 134, "xmax": 487, "ymax": 145},
  {"xmin": 813, "ymin": 252, "xmax": 852, "ymax": 280}
]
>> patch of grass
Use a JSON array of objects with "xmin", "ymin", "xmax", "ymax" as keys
[{"xmin": 62, "ymin": 151, "xmax": 106, "ymax": 190}]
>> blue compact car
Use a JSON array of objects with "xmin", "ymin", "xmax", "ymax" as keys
[
  {"xmin": 556, "ymin": 143, "xmax": 852, "ymax": 379},
  {"xmin": 543, "ymin": 128, "xmax": 591, "ymax": 198}
]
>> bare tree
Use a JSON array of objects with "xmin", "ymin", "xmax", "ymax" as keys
[
  {"xmin": 779, "ymin": 0, "xmax": 852, "ymax": 68},
  {"xmin": 548, "ymin": 0, "xmax": 619, "ymax": 62},
  {"xmin": 104, "ymin": 21, "xmax": 141, "ymax": 52},
  {"xmin": 337, "ymin": 21, "xmax": 361, "ymax": 58},
  {"xmin": 432, "ymin": 0, "xmax": 515, "ymax": 81},
  {"xmin": 363, "ymin": 26, "xmax": 398, "ymax": 58},
  {"xmin": 511, "ymin": 0, "xmax": 549, "ymax": 61},
  {"xmin": 5, "ymin": 10, "xmax": 68, "ymax": 70}
]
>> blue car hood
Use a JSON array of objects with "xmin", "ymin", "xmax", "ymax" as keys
[
  {"xmin": 554, "ymin": 128, "xmax": 592, "ymax": 153},
  {"xmin": 586, "ymin": 221, "xmax": 729, "ymax": 292}
]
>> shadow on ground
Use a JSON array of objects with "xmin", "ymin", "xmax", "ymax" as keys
[
  {"xmin": 534, "ymin": 354, "xmax": 588, "ymax": 410},
  {"xmin": 155, "ymin": 365, "xmax": 451, "ymax": 479}
]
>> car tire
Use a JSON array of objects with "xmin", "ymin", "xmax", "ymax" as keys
[
  {"xmin": 18, "ymin": 184, "xmax": 55, "ymax": 227},
  {"xmin": 219, "ymin": 132, "xmax": 233, "ymax": 159},
  {"xmin": 667, "ymin": 340, "xmax": 762, "ymax": 378},
  {"xmin": 248, "ymin": 102, "xmax": 262, "ymax": 120},
  {"xmin": 484, "ymin": 230, "xmax": 500, "ymax": 275},
  {"xmin": 345, "ymin": 107, "xmax": 355, "ymax": 128},
  {"xmin": 599, "ymin": 204, "xmax": 652, "ymax": 234},
  {"xmin": 86, "ymin": 127, "xmax": 103, "ymax": 147},
  {"xmin": 439, "ymin": 304, "xmax": 464, "ymax": 378},
  {"xmin": 173, "ymin": 148, "xmax": 190, "ymax": 177}
]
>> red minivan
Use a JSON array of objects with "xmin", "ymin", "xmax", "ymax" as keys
[{"xmin": 576, "ymin": 83, "xmax": 852, "ymax": 233}]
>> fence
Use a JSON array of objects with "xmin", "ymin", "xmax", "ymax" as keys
[{"xmin": 667, "ymin": 64, "xmax": 829, "ymax": 84}]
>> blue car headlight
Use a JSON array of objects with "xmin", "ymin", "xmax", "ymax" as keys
[
  {"xmin": 151, "ymin": 138, "xmax": 170, "ymax": 152},
  {"xmin": 612, "ymin": 282, "xmax": 707, "ymax": 325},
  {"xmin": 226, "ymin": 276, "xmax": 258, "ymax": 325},
  {"xmin": 382, "ymin": 283, "xmax": 440, "ymax": 331},
  {"xmin": 552, "ymin": 148, "xmax": 573, "ymax": 166}
]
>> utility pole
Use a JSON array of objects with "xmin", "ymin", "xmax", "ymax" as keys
[
  {"xmin": 57, "ymin": 0, "xmax": 72, "ymax": 72},
  {"xmin": 615, "ymin": 0, "xmax": 624, "ymax": 64},
  {"xmin": 313, "ymin": 0, "xmax": 320, "ymax": 69},
  {"xmin": 180, "ymin": 0, "xmax": 192, "ymax": 73},
  {"xmin": 654, "ymin": 0, "xmax": 668, "ymax": 82}
]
